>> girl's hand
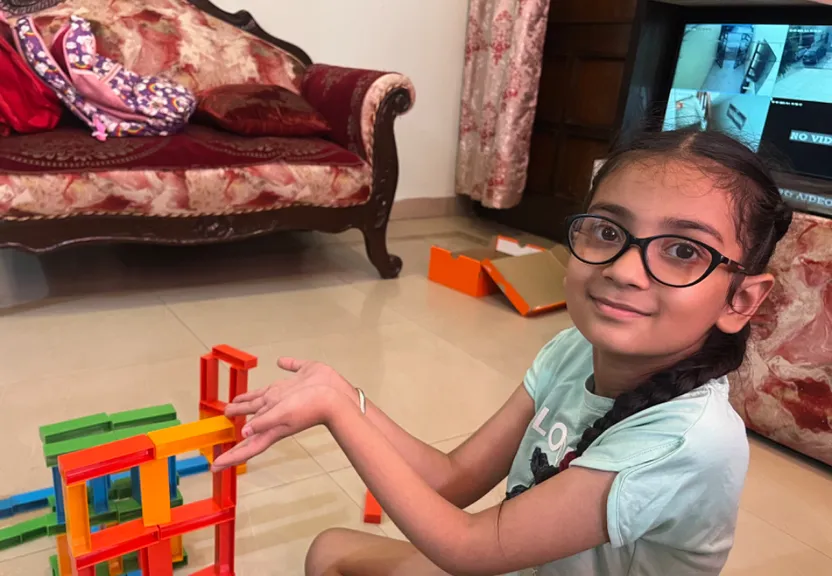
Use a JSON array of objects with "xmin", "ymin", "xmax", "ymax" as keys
[{"xmin": 211, "ymin": 358, "xmax": 354, "ymax": 471}]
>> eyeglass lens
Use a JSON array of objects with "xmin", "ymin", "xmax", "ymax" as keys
[{"xmin": 568, "ymin": 216, "xmax": 714, "ymax": 286}]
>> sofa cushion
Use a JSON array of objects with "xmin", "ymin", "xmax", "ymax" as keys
[
  {"xmin": 0, "ymin": 126, "xmax": 371, "ymax": 217},
  {"xmin": 195, "ymin": 84, "xmax": 331, "ymax": 137},
  {"xmin": 21, "ymin": 0, "xmax": 305, "ymax": 94}
]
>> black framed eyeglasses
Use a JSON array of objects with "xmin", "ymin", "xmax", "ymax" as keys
[{"xmin": 566, "ymin": 214, "xmax": 747, "ymax": 288}]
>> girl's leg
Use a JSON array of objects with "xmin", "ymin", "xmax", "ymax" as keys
[{"xmin": 305, "ymin": 528, "xmax": 451, "ymax": 576}]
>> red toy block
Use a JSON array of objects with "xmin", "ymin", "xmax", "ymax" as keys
[
  {"xmin": 229, "ymin": 367, "xmax": 248, "ymax": 401},
  {"xmin": 74, "ymin": 566, "xmax": 96, "ymax": 576},
  {"xmin": 212, "ymin": 345, "xmax": 258, "ymax": 370},
  {"xmin": 158, "ymin": 498, "xmax": 234, "ymax": 540},
  {"xmin": 139, "ymin": 539, "xmax": 173, "ymax": 576},
  {"xmin": 199, "ymin": 399, "xmax": 226, "ymax": 418},
  {"xmin": 364, "ymin": 491, "xmax": 382, "ymax": 524},
  {"xmin": 76, "ymin": 518, "xmax": 159, "ymax": 570},
  {"xmin": 200, "ymin": 353, "xmax": 219, "ymax": 404},
  {"xmin": 213, "ymin": 443, "xmax": 238, "ymax": 508},
  {"xmin": 215, "ymin": 518, "xmax": 235, "ymax": 574},
  {"xmin": 58, "ymin": 435, "xmax": 156, "ymax": 486}
]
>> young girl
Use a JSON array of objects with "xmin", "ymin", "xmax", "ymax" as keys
[{"xmin": 213, "ymin": 128, "xmax": 793, "ymax": 576}]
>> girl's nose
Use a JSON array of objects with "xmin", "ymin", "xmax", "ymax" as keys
[{"xmin": 601, "ymin": 246, "xmax": 651, "ymax": 289}]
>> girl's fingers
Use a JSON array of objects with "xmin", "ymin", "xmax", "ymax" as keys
[
  {"xmin": 224, "ymin": 397, "xmax": 265, "ymax": 417},
  {"xmin": 277, "ymin": 357, "xmax": 312, "ymax": 372},
  {"xmin": 243, "ymin": 404, "xmax": 290, "ymax": 437},
  {"xmin": 212, "ymin": 427, "xmax": 285, "ymax": 471},
  {"xmin": 230, "ymin": 388, "xmax": 267, "ymax": 403}
]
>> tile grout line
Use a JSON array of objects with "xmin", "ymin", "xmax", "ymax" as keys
[{"xmin": 737, "ymin": 505, "xmax": 832, "ymax": 560}]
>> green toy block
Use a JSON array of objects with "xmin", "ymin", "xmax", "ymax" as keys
[
  {"xmin": 94, "ymin": 563, "xmax": 109, "ymax": 576},
  {"xmin": 123, "ymin": 551, "xmax": 139, "ymax": 572},
  {"xmin": 115, "ymin": 497, "xmax": 142, "ymax": 522},
  {"xmin": 0, "ymin": 513, "xmax": 51, "ymax": 549},
  {"xmin": 49, "ymin": 554, "xmax": 58, "ymax": 576},
  {"xmin": 110, "ymin": 404, "xmax": 177, "ymax": 430},
  {"xmin": 44, "ymin": 419, "xmax": 181, "ymax": 467},
  {"xmin": 110, "ymin": 476, "xmax": 132, "ymax": 500},
  {"xmin": 39, "ymin": 413, "xmax": 111, "ymax": 445}
]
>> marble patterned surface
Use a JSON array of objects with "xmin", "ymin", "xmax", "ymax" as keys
[{"xmin": 730, "ymin": 211, "xmax": 832, "ymax": 465}]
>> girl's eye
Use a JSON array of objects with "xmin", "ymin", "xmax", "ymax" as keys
[
  {"xmin": 665, "ymin": 241, "xmax": 705, "ymax": 261},
  {"xmin": 592, "ymin": 224, "xmax": 621, "ymax": 242}
]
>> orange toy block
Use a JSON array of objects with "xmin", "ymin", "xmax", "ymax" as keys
[
  {"xmin": 170, "ymin": 535, "xmax": 184, "ymax": 563},
  {"xmin": 58, "ymin": 435, "xmax": 156, "ymax": 486},
  {"xmin": 212, "ymin": 344, "xmax": 258, "ymax": 370},
  {"xmin": 363, "ymin": 491, "xmax": 382, "ymax": 524},
  {"xmin": 64, "ymin": 482, "xmax": 92, "ymax": 555},
  {"xmin": 55, "ymin": 533, "xmax": 72, "ymax": 576},
  {"xmin": 139, "ymin": 458, "xmax": 171, "ymax": 526},
  {"xmin": 147, "ymin": 416, "xmax": 235, "ymax": 459},
  {"xmin": 107, "ymin": 556, "xmax": 123, "ymax": 576}
]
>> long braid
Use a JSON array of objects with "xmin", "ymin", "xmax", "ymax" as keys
[{"xmin": 570, "ymin": 327, "xmax": 748, "ymax": 463}]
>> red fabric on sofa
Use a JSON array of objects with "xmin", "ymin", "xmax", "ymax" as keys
[
  {"xmin": 0, "ymin": 125, "xmax": 362, "ymax": 173},
  {"xmin": 0, "ymin": 126, "xmax": 372, "ymax": 217}
]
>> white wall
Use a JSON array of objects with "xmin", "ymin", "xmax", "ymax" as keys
[{"xmin": 213, "ymin": 0, "xmax": 470, "ymax": 201}]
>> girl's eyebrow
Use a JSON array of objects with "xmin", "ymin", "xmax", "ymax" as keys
[
  {"xmin": 663, "ymin": 217, "xmax": 724, "ymax": 244},
  {"xmin": 589, "ymin": 201, "xmax": 724, "ymax": 243}
]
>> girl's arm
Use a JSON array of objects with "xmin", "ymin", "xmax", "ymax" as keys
[
  {"xmin": 357, "ymin": 384, "xmax": 534, "ymax": 509},
  {"xmin": 328, "ymin": 392, "xmax": 615, "ymax": 575}
]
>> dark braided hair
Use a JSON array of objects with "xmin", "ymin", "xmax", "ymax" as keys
[{"xmin": 508, "ymin": 129, "xmax": 793, "ymax": 498}]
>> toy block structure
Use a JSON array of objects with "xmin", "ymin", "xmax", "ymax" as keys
[{"xmin": 40, "ymin": 344, "xmax": 256, "ymax": 576}]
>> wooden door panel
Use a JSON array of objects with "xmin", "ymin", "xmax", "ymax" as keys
[
  {"xmin": 535, "ymin": 57, "xmax": 569, "ymax": 124},
  {"xmin": 549, "ymin": 0, "xmax": 637, "ymax": 24},
  {"xmin": 547, "ymin": 24, "xmax": 634, "ymax": 57},
  {"xmin": 526, "ymin": 130, "xmax": 557, "ymax": 196},
  {"xmin": 567, "ymin": 59, "xmax": 626, "ymax": 127},
  {"xmin": 554, "ymin": 136, "xmax": 610, "ymax": 207}
]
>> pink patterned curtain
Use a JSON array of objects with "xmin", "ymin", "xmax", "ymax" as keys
[{"xmin": 455, "ymin": 0, "xmax": 551, "ymax": 209}]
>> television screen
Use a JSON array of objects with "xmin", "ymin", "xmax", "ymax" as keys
[{"xmin": 663, "ymin": 24, "xmax": 832, "ymax": 181}]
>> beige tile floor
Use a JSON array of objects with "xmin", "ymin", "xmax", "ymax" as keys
[{"xmin": 0, "ymin": 216, "xmax": 829, "ymax": 575}]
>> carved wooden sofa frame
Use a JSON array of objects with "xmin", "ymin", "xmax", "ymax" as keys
[{"xmin": 0, "ymin": 0, "xmax": 413, "ymax": 279}]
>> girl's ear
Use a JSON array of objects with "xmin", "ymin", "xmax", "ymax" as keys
[{"xmin": 716, "ymin": 273, "xmax": 775, "ymax": 334}]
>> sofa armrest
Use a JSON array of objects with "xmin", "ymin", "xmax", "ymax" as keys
[{"xmin": 302, "ymin": 64, "xmax": 415, "ymax": 163}]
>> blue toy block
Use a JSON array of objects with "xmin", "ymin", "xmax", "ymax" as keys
[
  {"xmin": 51, "ymin": 467, "xmax": 65, "ymax": 525},
  {"xmin": 175, "ymin": 455, "xmax": 209, "ymax": 477},
  {"xmin": 11, "ymin": 488, "xmax": 54, "ymax": 515},
  {"xmin": 0, "ymin": 498, "xmax": 14, "ymax": 518},
  {"xmin": 90, "ymin": 477, "xmax": 110, "ymax": 515},
  {"xmin": 167, "ymin": 456, "xmax": 177, "ymax": 499},
  {"xmin": 130, "ymin": 466, "xmax": 142, "ymax": 504}
]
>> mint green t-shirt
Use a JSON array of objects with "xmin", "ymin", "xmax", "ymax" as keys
[{"xmin": 506, "ymin": 327, "xmax": 749, "ymax": 576}]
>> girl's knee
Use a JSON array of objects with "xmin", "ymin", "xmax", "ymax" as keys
[{"xmin": 305, "ymin": 528, "xmax": 353, "ymax": 576}]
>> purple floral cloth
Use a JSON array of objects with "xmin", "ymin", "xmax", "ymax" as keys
[{"xmin": 14, "ymin": 15, "xmax": 195, "ymax": 138}]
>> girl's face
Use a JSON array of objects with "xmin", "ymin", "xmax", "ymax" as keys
[{"xmin": 565, "ymin": 159, "xmax": 771, "ymax": 360}]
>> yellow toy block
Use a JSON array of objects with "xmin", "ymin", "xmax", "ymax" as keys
[
  {"xmin": 139, "ymin": 457, "xmax": 171, "ymax": 526},
  {"xmin": 108, "ymin": 556, "xmax": 124, "ymax": 576},
  {"xmin": 147, "ymin": 416, "xmax": 235, "ymax": 459},
  {"xmin": 170, "ymin": 534, "xmax": 184, "ymax": 563},
  {"xmin": 55, "ymin": 533, "xmax": 73, "ymax": 576},
  {"xmin": 64, "ymin": 482, "xmax": 92, "ymax": 556}
]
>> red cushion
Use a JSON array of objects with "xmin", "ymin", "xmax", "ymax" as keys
[
  {"xmin": 0, "ymin": 21, "xmax": 63, "ymax": 135},
  {"xmin": 194, "ymin": 84, "xmax": 331, "ymax": 137}
]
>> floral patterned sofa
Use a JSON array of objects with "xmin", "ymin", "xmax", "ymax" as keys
[{"xmin": 0, "ymin": 0, "xmax": 415, "ymax": 278}]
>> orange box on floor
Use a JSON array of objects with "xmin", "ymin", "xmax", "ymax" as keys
[{"xmin": 428, "ymin": 236, "xmax": 571, "ymax": 316}]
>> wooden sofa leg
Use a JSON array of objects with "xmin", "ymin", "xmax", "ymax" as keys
[{"xmin": 362, "ymin": 225, "xmax": 402, "ymax": 279}]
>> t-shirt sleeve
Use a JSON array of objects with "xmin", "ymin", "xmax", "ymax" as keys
[
  {"xmin": 570, "ymin": 397, "xmax": 747, "ymax": 549},
  {"xmin": 522, "ymin": 329, "xmax": 570, "ymax": 401}
]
